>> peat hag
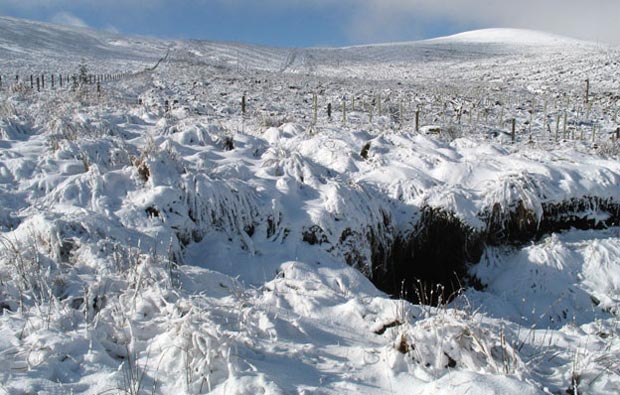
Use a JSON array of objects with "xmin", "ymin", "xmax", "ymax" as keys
[{"xmin": 368, "ymin": 196, "xmax": 620, "ymax": 305}]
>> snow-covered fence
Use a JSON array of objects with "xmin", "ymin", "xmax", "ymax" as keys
[{"xmin": 0, "ymin": 71, "xmax": 141, "ymax": 95}]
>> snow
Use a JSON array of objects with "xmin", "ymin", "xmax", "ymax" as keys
[
  {"xmin": 2, "ymin": 16, "xmax": 620, "ymax": 395},
  {"xmin": 428, "ymin": 28, "xmax": 594, "ymax": 47}
]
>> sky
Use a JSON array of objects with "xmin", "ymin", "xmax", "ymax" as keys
[{"xmin": 0, "ymin": 0, "xmax": 618, "ymax": 47}]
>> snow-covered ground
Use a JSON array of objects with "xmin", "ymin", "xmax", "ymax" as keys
[{"xmin": 2, "ymin": 16, "xmax": 620, "ymax": 394}]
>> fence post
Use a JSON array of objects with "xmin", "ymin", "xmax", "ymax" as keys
[
  {"xmin": 585, "ymin": 79, "xmax": 590, "ymax": 104},
  {"xmin": 30, "ymin": 75, "xmax": 33, "ymax": 89},
  {"xmin": 562, "ymin": 111, "xmax": 568, "ymax": 140},
  {"xmin": 60, "ymin": 74, "xmax": 63, "ymax": 88},
  {"xmin": 51, "ymin": 74, "xmax": 54, "ymax": 88},
  {"xmin": 42, "ymin": 74, "xmax": 45, "ymax": 89},
  {"xmin": 241, "ymin": 94, "xmax": 246, "ymax": 114},
  {"xmin": 36, "ymin": 76, "xmax": 40, "ymax": 92},
  {"xmin": 511, "ymin": 118, "xmax": 516, "ymax": 143},
  {"xmin": 415, "ymin": 110, "xmax": 420, "ymax": 132},
  {"xmin": 312, "ymin": 93, "xmax": 318, "ymax": 124},
  {"xmin": 327, "ymin": 102, "xmax": 332, "ymax": 119}
]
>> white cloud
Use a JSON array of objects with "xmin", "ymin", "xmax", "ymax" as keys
[
  {"xmin": 346, "ymin": 0, "xmax": 620, "ymax": 44},
  {"xmin": 50, "ymin": 11, "xmax": 88, "ymax": 28},
  {"xmin": 211, "ymin": 0, "xmax": 620, "ymax": 44}
]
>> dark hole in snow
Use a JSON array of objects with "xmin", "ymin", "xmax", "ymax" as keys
[
  {"xmin": 368, "ymin": 197, "xmax": 620, "ymax": 306},
  {"xmin": 223, "ymin": 136, "xmax": 234, "ymax": 151},
  {"xmin": 360, "ymin": 142, "xmax": 371, "ymax": 160},
  {"xmin": 375, "ymin": 207, "xmax": 485, "ymax": 306},
  {"xmin": 244, "ymin": 224, "xmax": 255, "ymax": 237},
  {"xmin": 145, "ymin": 206, "xmax": 160, "ymax": 218},
  {"xmin": 302, "ymin": 225, "xmax": 328, "ymax": 245},
  {"xmin": 444, "ymin": 353, "xmax": 457, "ymax": 368},
  {"xmin": 93, "ymin": 295, "xmax": 106, "ymax": 314},
  {"xmin": 0, "ymin": 302, "xmax": 12, "ymax": 313}
]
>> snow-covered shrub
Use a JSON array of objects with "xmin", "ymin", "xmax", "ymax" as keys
[
  {"xmin": 9, "ymin": 81, "xmax": 30, "ymax": 95},
  {"xmin": 596, "ymin": 139, "xmax": 620, "ymax": 158},
  {"xmin": 0, "ymin": 100, "xmax": 18, "ymax": 118},
  {"xmin": 388, "ymin": 309, "xmax": 526, "ymax": 378}
]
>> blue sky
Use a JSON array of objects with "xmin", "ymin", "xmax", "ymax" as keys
[{"xmin": 0, "ymin": 1, "xmax": 618, "ymax": 47}]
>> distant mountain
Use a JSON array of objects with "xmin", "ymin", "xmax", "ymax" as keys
[{"xmin": 0, "ymin": 16, "xmax": 611, "ymax": 80}]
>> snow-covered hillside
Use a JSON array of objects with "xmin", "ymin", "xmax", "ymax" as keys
[{"xmin": 2, "ymin": 16, "xmax": 620, "ymax": 395}]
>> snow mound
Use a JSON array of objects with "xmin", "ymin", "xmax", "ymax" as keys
[{"xmin": 429, "ymin": 28, "xmax": 595, "ymax": 47}]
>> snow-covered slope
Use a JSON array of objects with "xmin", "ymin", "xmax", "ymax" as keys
[
  {"xmin": 2, "ymin": 16, "xmax": 620, "ymax": 395},
  {"xmin": 428, "ymin": 28, "xmax": 594, "ymax": 47},
  {"xmin": 1, "ymin": 16, "xmax": 615, "ymax": 79},
  {"xmin": 0, "ymin": 16, "xmax": 171, "ymax": 72}
]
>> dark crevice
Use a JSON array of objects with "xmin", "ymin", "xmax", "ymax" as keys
[
  {"xmin": 374, "ymin": 207, "xmax": 485, "ymax": 305},
  {"xmin": 368, "ymin": 196, "xmax": 620, "ymax": 306}
]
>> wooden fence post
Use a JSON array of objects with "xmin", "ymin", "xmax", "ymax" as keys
[
  {"xmin": 511, "ymin": 118, "xmax": 516, "ymax": 143},
  {"xmin": 36, "ymin": 76, "xmax": 40, "ymax": 92},
  {"xmin": 585, "ymin": 79, "xmax": 590, "ymax": 104},
  {"xmin": 312, "ymin": 93, "xmax": 318, "ymax": 124},
  {"xmin": 30, "ymin": 75, "xmax": 33, "ymax": 89},
  {"xmin": 562, "ymin": 111, "xmax": 568, "ymax": 140},
  {"xmin": 415, "ymin": 110, "xmax": 420, "ymax": 132},
  {"xmin": 41, "ymin": 74, "xmax": 45, "ymax": 89}
]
